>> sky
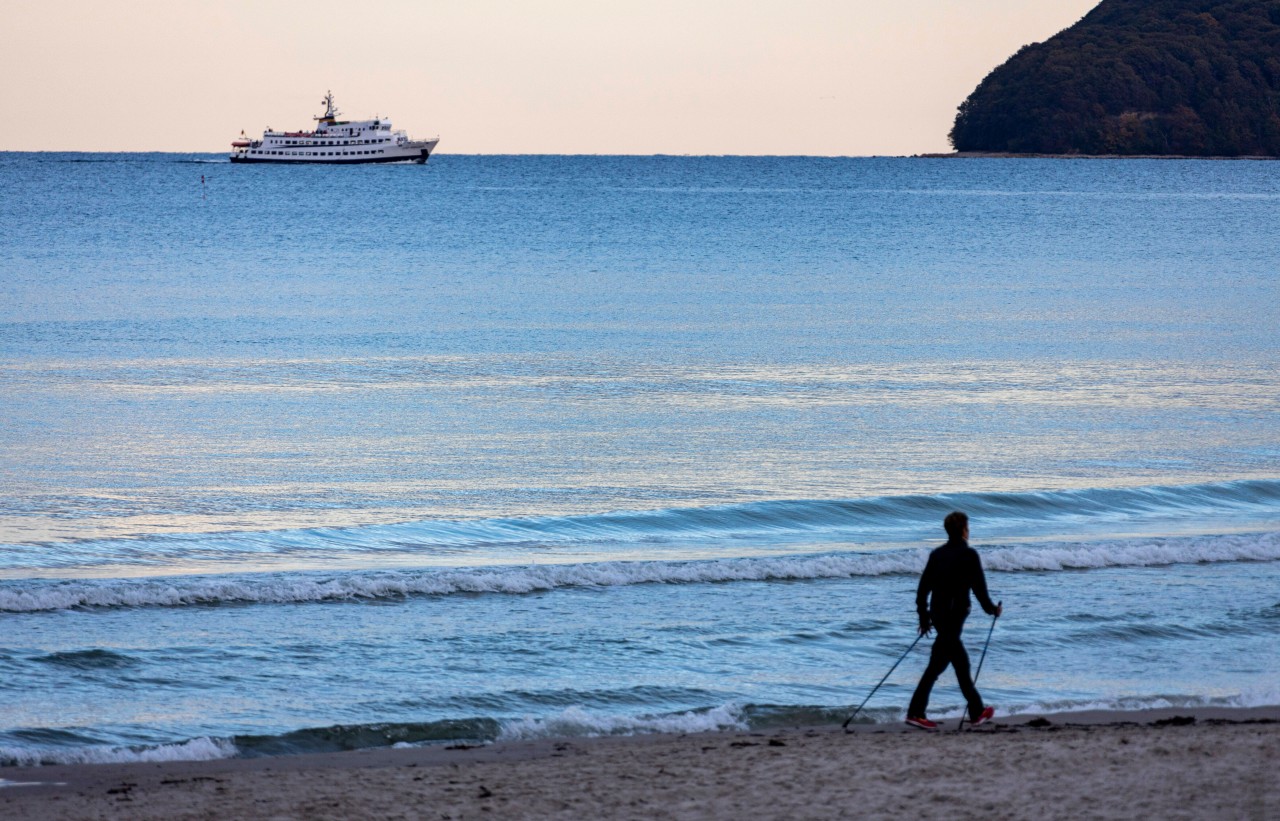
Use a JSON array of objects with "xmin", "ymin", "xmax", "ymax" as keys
[{"xmin": 3, "ymin": 1, "xmax": 1099, "ymax": 155}]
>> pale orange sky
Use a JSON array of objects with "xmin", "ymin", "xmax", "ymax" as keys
[{"xmin": 2, "ymin": 1, "xmax": 1097, "ymax": 154}]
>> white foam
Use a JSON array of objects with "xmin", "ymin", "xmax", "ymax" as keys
[
  {"xmin": 0, "ymin": 778, "xmax": 65, "ymax": 788},
  {"xmin": 0, "ymin": 736, "xmax": 236, "ymax": 768},
  {"xmin": 2, "ymin": 530, "xmax": 1277, "ymax": 613},
  {"xmin": 496, "ymin": 703, "xmax": 748, "ymax": 741},
  {"xmin": 982, "ymin": 531, "xmax": 1280, "ymax": 572},
  {"xmin": 1220, "ymin": 682, "xmax": 1280, "ymax": 710},
  {"xmin": 922, "ymin": 690, "xmax": 1280, "ymax": 722}
]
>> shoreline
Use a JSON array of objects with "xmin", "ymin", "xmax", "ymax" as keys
[
  {"xmin": 3, "ymin": 705, "xmax": 1275, "ymax": 819},
  {"xmin": 915, "ymin": 151, "xmax": 1280, "ymax": 160}
]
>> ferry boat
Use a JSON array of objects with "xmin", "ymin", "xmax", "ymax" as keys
[{"xmin": 230, "ymin": 92, "xmax": 438, "ymax": 164}]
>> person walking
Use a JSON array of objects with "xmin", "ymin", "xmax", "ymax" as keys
[{"xmin": 906, "ymin": 511, "xmax": 1002, "ymax": 730}]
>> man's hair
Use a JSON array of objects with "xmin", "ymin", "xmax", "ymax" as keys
[{"xmin": 944, "ymin": 511, "xmax": 969, "ymax": 540}]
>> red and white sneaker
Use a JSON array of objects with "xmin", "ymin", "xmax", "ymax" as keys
[
  {"xmin": 905, "ymin": 716, "xmax": 938, "ymax": 731},
  {"xmin": 969, "ymin": 706, "xmax": 995, "ymax": 727}
]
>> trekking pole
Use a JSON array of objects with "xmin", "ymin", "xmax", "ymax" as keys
[
  {"xmin": 972, "ymin": 603, "xmax": 1000, "ymax": 684},
  {"xmin": 956, "ymin": 602, "xmax": 1000, "ymax": 733},
  {"xmin": 841, "ymin": 633, "xmax": 923, "ymax": 731}
]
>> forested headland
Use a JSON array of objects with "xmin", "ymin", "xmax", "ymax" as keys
[{"xmin": 950, "ymin": 1, "xmax": 1280, "ymax": 156}]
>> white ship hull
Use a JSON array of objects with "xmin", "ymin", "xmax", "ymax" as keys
[{"xmin": 231, "ymin": 138, "xmax": 438, "ymax": 164}]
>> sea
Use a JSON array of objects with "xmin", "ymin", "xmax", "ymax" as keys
[{"xmin": 1, "ymin": 153, "xmax": 1277, "ymax": 766}]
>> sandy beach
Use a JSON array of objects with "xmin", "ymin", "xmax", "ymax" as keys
[{"xmin": 2, "ymin": 706, "xmax": 1274, "ymax": 820}]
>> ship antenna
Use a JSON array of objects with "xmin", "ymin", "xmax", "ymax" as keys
[{"xmin": 315, "ymin": 91, "xmax": 339, "ymax": 122}]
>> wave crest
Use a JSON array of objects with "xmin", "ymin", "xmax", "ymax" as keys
[
  {"xmin": 1, "ymin": 530, "xmax": 1276, "ymax": 613},
  {"xmin": 497, "ymin": 703, "xmax": 748, "ymax": 741},
  {"xmin": 0, "ymin": 737, "xmax": 235, "ymax": 768}
]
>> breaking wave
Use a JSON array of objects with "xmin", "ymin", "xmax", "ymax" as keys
[
  {"xmin": 2, "ymin": 530, "xmax": 1276, "ymax": 613},
  {"xmin": 0, "ymin": 736, "xmax": 235, "ymax": 768},
  {"xmin": 496, "ymin": 703, "xmax": 749, "ymax": 741},
  {"xmin": 6, "ymin": 689, "xmax": 1278, "ymax": 767}
]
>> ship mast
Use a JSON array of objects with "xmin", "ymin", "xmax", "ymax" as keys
[{"xmin": 315, "ymin": 91, "xmax": 340, "ymax": 125}]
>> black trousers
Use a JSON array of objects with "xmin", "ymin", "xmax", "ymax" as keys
[{"xmin": 908, "ymin": 620, "xmax": 984, "ymax": 721}]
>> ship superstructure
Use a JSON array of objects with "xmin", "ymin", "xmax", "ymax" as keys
[{"xmin": 230, "ymin": 92, "xmax": 439, "ymax": 164}]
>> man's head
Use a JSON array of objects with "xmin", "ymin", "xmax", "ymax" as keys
[{"xmin": 944, "ymin": 510, "xmax": 969, "ymax": 541}]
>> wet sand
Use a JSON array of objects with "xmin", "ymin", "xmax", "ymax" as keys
[{"xmin": 2, "ymin": 706, "xmax": 1275, "ymax": 820}]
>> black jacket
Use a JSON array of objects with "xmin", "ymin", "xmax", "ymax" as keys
[{"xmin": 916, "ymin": 538, "xmax": 998, "ymax": 632}]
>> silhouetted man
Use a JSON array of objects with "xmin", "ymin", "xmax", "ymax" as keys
[{"xmin": 906, "ymin": 511, "xmax": 1001, "ymax": 730}]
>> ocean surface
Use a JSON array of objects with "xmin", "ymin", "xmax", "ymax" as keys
[{"xmin": 1, "ymin": 152, "xmax": 1277, "ymax": 766}]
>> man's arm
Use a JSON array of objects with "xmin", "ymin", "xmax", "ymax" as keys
[
  {"xmin": 970, "ymin": 552, "xmax": 999, "ymax": 616},
  {"xmin": 916, "ymin": 556, "xmax": 933, "ymax": 634}
]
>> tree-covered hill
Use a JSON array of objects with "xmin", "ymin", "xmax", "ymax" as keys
[{"xmin": 950, "ymin": 1, "xmax": 1280, "ymax": 155}]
